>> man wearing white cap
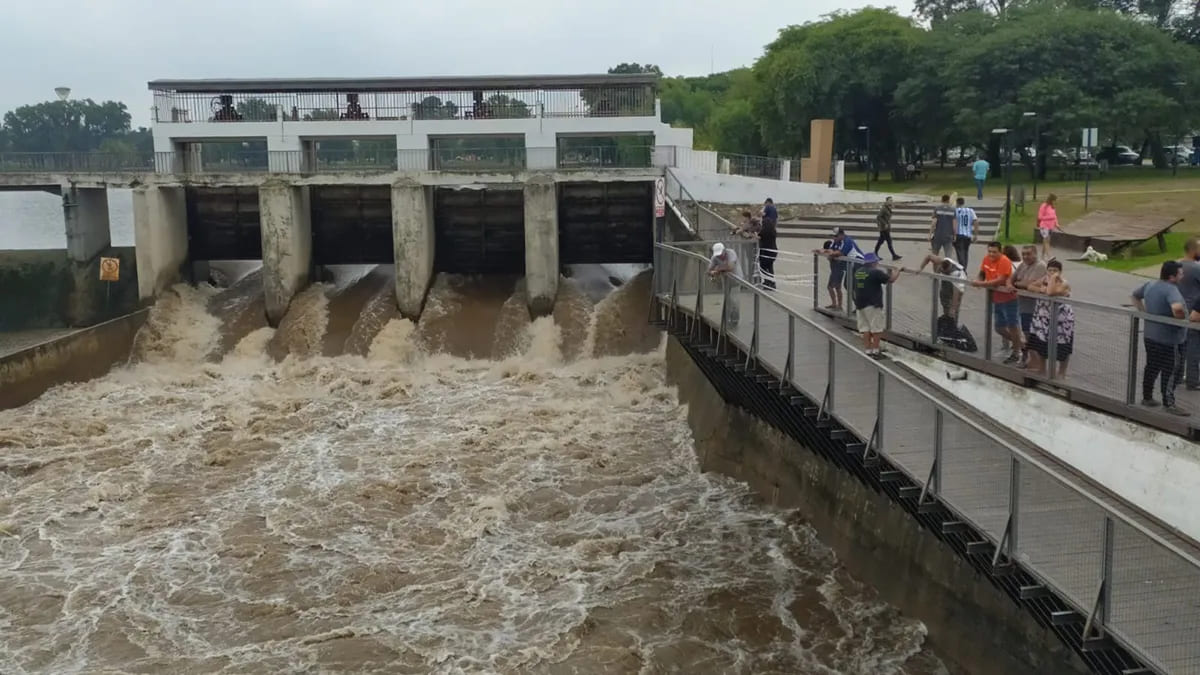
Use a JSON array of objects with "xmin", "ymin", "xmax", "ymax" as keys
[
  {"xmin": 853, "ymin": 253, "xmax": 903, "ymax": 358},
  {"xmin": 708, "ymin": 242, "xmax": 741, "ymax": 324}
]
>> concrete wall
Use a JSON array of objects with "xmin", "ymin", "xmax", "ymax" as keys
[
  {"xmin": 0, "ymin": 248, "xmax": 139, "ymax": 330},
  {"xmin": 133, "ymin": 185, "xmax": 188, "ymax": 300},
  {"xmin": 392, "ymin": 181, "xmax": 435, "ymax": 318},
  {"xmin": 258, "ymin": 183, "xmax": 313, "ymax": 326},
  {"xmin": 663, "ymin": 337, "xmax": 1090, "ymax": 675},
  {"xmin": 523, "ymin": 174, "xmax": 559, "ymax": 317},
  {"xmin": 673, "ymin": 167, "xmax": 923, "ymax": 206},
  {"xmin": 0, "ymin": 309, "xmax": 148, "ymax": 410},
  {"xmin": 64, "ymin": 187, "xmax": 111, "ymax": 262}
]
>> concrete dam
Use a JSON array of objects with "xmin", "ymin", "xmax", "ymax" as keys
[{"xmin": 3, "ymin": 73, "xmax": 1196, "ymax": 675}]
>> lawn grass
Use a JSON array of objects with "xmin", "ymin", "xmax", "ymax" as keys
[{"xmin": 846, "ymin": 166, "xmax": 1200, "ymax": 271}]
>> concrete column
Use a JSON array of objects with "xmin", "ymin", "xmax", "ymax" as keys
[
  {"xmin": 523, "ymin": 174, "xmax": 559, "ymax": 318},
  {"xmin": 63, "ymin": 187, "xmax": 111, "ymax": 263},
  {"xmin": 780, "ymin": 159, "xmax": 792, "ymax": 182},
  {"xmin": 133, "ymin": 185, "xmax": 188, "ymax": 300},
  {"xmin": 267, "ymin": 135, "xmax": 302, "ymax": 173},
  {"xmin": 259, "ymin": 182, "xmax": 313, "ymax": 326},
  {"xmin": 391, "ymin": 180, "xmax": 435, "ymax": 319}
]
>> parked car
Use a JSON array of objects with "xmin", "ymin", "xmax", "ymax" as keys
[
  {"xmin": 1166, "ymin": 145, "xmax": 1193, "ymax": 164},
  {"xmin": 1097, "ymin": 145, "xmax": 1141, "ymax": 165}
]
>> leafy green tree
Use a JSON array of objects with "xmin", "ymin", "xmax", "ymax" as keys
[
  {"xmin": 582, "ymin": 63, "xmax": 659, "ymax": 116},
  {"xmin": 904, "ymin": 5, "xmax": 1200, "ymax": 174},
  {"xmin": 483, "ymin": 94, "xmax": 531, "ymax": 119},
  {"xmin": 1, "ymin": 99, "xmax": 131, "ymax": 152},
  {"xmin": 234, "ymin": 97, "xmax": 277, "ymax": 122},
  {"xmin": 412, "ymin": 95, "xmax": 459, "ymax": 120},
  {"xmin": 753, "ymin": 9, "xmax": 924, "ymax": 178}
]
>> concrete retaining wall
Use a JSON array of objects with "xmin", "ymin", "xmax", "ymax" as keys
[
  {"xmin": 663, "ymin": 336, "xmax": 1089, "ymax": 675},
  {"xmin": 673, "ymin": 167, "xmax": 924, "ymax": 206},
  {"xmin": 0, "ymin": 247, "xmax": 139, "ymax": 330},
  {"xmin": 0, "ymin": 310, "xmax": 148, "ymax": 410}
]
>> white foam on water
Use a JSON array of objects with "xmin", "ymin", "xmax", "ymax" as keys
[{"xmin": 0, "ymin": 280, "xmax": 942, "ymax": 674}]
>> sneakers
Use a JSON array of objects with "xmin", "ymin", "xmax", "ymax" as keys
[
  {"xmin": 892, "ymin": 255, "xmax": 903, "ymax": 261},
  {"xmin": 1002, "ymin": 352, "xmax": 1020, "ymax": 365},
  {"xmin": 1165, "ymin": 405, "xmax": 1192, "ymax": 417},
  {"xmin": 1142, "ymin": 399, "xmax": 1161, "ymax": 408}
]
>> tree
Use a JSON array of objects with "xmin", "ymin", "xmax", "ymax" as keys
[
  {"xmin": 582, "ymin": 63, "xmax": 660, "ymax": 117},
  {"xmin": 1, "ymin": 99, "xmax": 131, "ymax": 152},
  {"xmin": 904, "ymin": 5, "xmax": 1200, "ymax": 174},
  {"xmin": 412, "ymin": 95, "xmax": 459, "ymax": 120},
  {"xmin": 234, "ymin": 97, "xmax": 277, "ymax": 122},
  {"xmin": 483, "ymin": 94, "xmax": 531, "ymax": 119},
  {"xmin": 753, "ymin": 9, "xmax": 925, "ymax": 178}
]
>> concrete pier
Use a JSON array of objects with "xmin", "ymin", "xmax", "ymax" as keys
[
  {"xmin": 64, "ymin": 187, "xmax": 111, "ymax": 263},
  {"xmin": 391, "ymin": 181, "xmax": 435, "ymax": 319},
  {"xmin": 523, "ymin": 174, "xmax": 559, "ymax": 318},
  {"xmin": 133, "ymin": 185, "xmax": 188, "ymax": 300},
  {"xmin": 259, "ymin": 183, "xmax": 312, "ymax": 326}
]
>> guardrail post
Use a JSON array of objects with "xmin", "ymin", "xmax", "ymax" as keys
[
  {"xmin": 785, "ymin": 314, "xmax": 795, "ymax": 383},
  {"xmin": 1100, "ymin": 516, "xmax": 1113, "ymax": 627},
  {"xmin": 844, "ymin": 261, "xmax": 855, "ymax": 316},
  {"xmin": 930, "ymin": 276, "xmax": 940, "ymax": 344},
  {"xmin": 751, "ymin": 292, "xmax": 760, "ymax": 360},
  {"xmin": 933, "ymin": 409, "xmax": 943, "ymax": 495},
  {"xmin": 876, "ymin": 370, "xmax": 886, "ymax": 451},
  {"xmin": 827, "ymin": 339, "xmax": 836, "ymax": 414},
  {"xmin": 984, "ymin": 290, "xmax": 995, "ymax": 360},
  {"xmin": 886, "ymin": 278, "xmax": 894, "ymax": 331},
  {"xmin": 1047, "ymin": 300, "xmax": 1059, "ymax": 380},
  {"xmin": 812, "ymin": 253, "xmax": 820, "ymax": 309},
  {"xmin": 1126, "ymin": 316, "xmax": 1140, "ymax": 405},
  {"xmin": 1008, "ymin": 457, "xmax": 1020, "ymax": 558}
]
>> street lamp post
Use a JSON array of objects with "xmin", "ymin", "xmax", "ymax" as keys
[
  {"xmin": 993, "ymin": 128, "xmax": 1012, "ymax": 240},
  {"xmin": 858, "ymin": 125, "xmax": 871, "ymax": 192},
  {"xmin": 1174, "ymin": 80, "xmax": 1187, "ymax": 178},
  {"xmin": 1023, "ymin": 111, "xmax": 1038, "ymax": 200}
]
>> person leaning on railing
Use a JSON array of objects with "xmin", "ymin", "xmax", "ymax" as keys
[
  {"xmin": 1024, "ymin": 259, "xmax": 1074, "ymax": 379},
  {"xmin": 1132, "ymin": 261, "xmax": 1190, "ymax": 416},
  {"xmin": 708, "ymin": 242, "xmax": 741, "ymax": 325}
]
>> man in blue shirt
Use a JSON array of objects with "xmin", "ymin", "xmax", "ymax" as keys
[
  {"xmin": 815, "ymin": 227, "xmax": 864, "ymax": 310},
  {"xmin": 1133, "ymin": 261, "xmax": 1189, "ymax": 415},
  {"xmin": 972, "ymin": 157, "xmax": 990, "ymax": 200}
]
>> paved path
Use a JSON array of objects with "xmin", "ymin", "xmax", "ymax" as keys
[{"xmin": 764, "ymin": 236, "xmax": 1200, "ymax": 430}]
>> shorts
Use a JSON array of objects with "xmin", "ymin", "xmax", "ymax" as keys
[
  {"xmin": 828, "ymin": 266, "xmax": 845, "ymax": 288},
  {"xmin": 857, "ymin": 305, "xmax": 886, "ymax": 334},
  {"xmin": 1020, "ymin": 312, "xmax": 1034, "ymax": 336},
  {"xmin": 1038, "ymin": 228, "xmax": 1052, "ymax": 241},
  {"xmin": 1027, "ymin": 335, "xmax": 1073, "ymax": 361},
  {"xmin": 993, "ymin": 300, "xmax": 1019, "ymax": 329}
]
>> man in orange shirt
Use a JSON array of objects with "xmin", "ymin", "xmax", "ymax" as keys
[{"xmin": 973, "ymin": 241, "xmax": 1023, "ymax": 364}]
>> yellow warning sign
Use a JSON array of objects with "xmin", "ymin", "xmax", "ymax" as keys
[{"xmin": 99, "ymin": 257, "xmax": 120, "ymax": 282}]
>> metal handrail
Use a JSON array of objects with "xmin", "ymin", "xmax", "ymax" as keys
[
  {"xmin": 666, "ymin": 242, "xmax": 1197, "ymax": 560},
  {"xmin": 658, "ymin": 242, "xmax": 1200, "ymax": 674}
]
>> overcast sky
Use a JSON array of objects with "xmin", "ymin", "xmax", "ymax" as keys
[{"xmin": 1, "ymin": 0, "xmax": 912, "ymax": 127}]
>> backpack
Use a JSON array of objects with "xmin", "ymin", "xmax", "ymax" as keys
[{"xmin": 936, "ymin": 314, "xmax": 979, "ymax": 353}]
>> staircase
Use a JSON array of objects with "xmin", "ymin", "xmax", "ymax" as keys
[{"xmin": 778, "ymin": 201, "xmax": 1005, "ymax": 243}]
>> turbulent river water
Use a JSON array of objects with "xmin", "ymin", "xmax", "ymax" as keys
[{"xmin": 0, "ymin": 261, "xmax": 946, "ymax": 674}]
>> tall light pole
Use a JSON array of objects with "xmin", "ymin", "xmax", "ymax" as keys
[
  {"xmin": 993, "ymin": 128, "xmax": 1012, "ymax": 240},
  {"xmin": 858, "ymin": 125, "xmax": 871, "ymax": 192},
  {"xmin": 1023, "ymin": 111, "xmax": 1038, "ymax": 200},
  {"xmin": 1173, "ymin": 80, "xmax": 1186, "ymax": 178}
]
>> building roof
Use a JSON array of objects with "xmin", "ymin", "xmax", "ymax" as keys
[{"xmin": 148, "ymin": 74, "xmax": 659, "ymax": 93}]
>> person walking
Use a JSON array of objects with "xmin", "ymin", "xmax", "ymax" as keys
[
  {"xmin": 874, "ymin": 196, "xmax": 901, "ymax": 261},
  {"xmin": 1025, "ymin": 260, "xmax": 1075, "ymax": 379},
  {"xmin": 1036, "ymin": 193, "xmax": 1062, "ymax": 260},
  {"xmin": 929, "ymin": 194, "xmax": 956, "ymax": 259},
  {"xmin": 1132, "ymin": 261, "xmax": 1189, "ymax": 415},
  {"xmin": 972, "ymin": 156, "xmax": 990, "ymax": 200},
  {"xmin": 973, "ymin": 241, "xmax": 1023, "ymax": 364},
  {"xmin": 853, "ymin": 253, "xmax": 903, "ymax": 358},
  {"xmin": 1011, "ymin": 245, "xmax": 1046, "ymax": 367},
  {"xmin": 708, "ymin": 242, "xmax": 741, "ymax": 325},
  {"xmin": 953, "ymin": 196, "xmax": 977, "ymax": 266},
  {"xmin": 1180, "ymin": 237, "xmax": 1200, "ymax": 390}
]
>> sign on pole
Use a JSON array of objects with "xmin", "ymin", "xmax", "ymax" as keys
[
  {"xmin": 654, "ymin": 177, "xmax": 666, "ymax": 218},
  {"xmin": 99, "ymin": 257, "xmax": 120, "ymax": 282},
  {"xmin": 1082, "ymin": 128, "xmax": 1099, "ymax": 148}
]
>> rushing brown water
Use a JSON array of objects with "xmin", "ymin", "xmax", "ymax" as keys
[{"xmin": 0, "ymin": 270, "xmax": 945, "ymax": 674}]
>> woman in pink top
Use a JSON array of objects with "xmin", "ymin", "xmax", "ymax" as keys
[{"xmin": 1037, "ymin": 193, "xmax": 1061, "ymax": 260}]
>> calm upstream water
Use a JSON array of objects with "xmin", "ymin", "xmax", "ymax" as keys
[
  {"xmin": 0, "ymin": 190, "xmax": 134, "ymax": 249},
  {"xmin": 0, "ymin": 191, "xmax": 948, "ymax": 674}
]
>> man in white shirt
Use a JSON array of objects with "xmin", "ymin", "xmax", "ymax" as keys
[
  {"xmin": 953, "ymin": 197, "xmax": 978, "ymax": 267},
  {"xmin": 708, "ymin": 242, "xmax": 741, "ymax": 324},
  {"xmin": 918, "ymin": 253, "xmax": 967, "ymax": 320}
]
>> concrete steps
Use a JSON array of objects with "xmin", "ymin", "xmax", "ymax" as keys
[{"xmin": 778, "ymin": 202, "xmax": 1004, "ymax": 242}]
